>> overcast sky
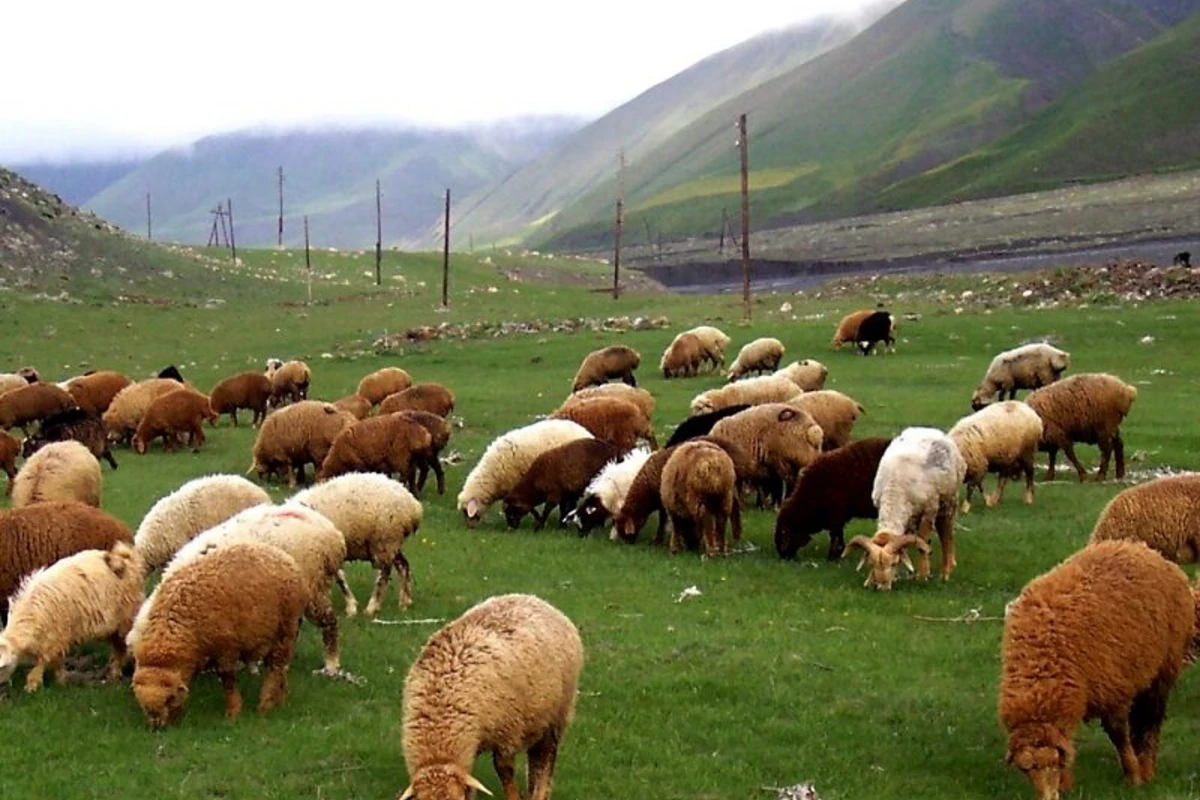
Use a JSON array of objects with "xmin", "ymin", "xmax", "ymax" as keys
[{"xmin": 5, "ymin": 0, "xmax": 879, "ymax": 163}]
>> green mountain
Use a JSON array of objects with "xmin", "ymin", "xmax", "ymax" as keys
[{"xmin": 525, "ymin": 0, "xmax": 1200, "ymax": 250}]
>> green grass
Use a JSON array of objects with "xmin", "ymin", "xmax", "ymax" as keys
[{"xmin": 3, "ymin": 249, "xmax": 1200, "ymax": 800}]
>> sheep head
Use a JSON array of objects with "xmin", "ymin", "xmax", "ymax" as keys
[
  {"xmin": 1006, "ymin": 722, "xmax": 1075, "ymax": 800},
  {"xmin": 969, "ymin": 387, "xmax": 994, "ymax": 412},
  {"xmin": 461, "ymin": 498, "xmax": 485, "ymax": 529},
  {"xmin": 398, "ymin": 764, "xmax": 494, "ymax": 800},
  {"xmin": 132, "ymin": 666, "xmax": 190, "ymax": 729},
  {"xmin": 842, "ymin": 532, "xmax": 930, "ymax": 590},
  {"xmin": 501, "ymin": 498, "xmax": 531, "ymax": 530},
  {"xmin": 564, "ymin": 495, "xmax": 608, "ymax": 535},
  {"xmin": 0, "ymin": 636, "xmax": 20, "ymax": 685}
]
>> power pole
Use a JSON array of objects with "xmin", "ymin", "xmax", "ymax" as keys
[
  {"xmin": 738, "ymin": 113, "xmax": 751, "ymax": 322},
  {"xmin": 441, "ymin": 188, "xmax": 451, "ymax": 308},
  {"xmin": 613, "ymin": 148, "xmax": 625, "ymax": 300},
  {"xmin": 277, "ymin": 166, "xmax": 284, "ymax": 248},
  {"xmin": 375, "ymin": 179, "xmax": 382, "ymax": 286},
  {"xmin": 304, "ymin": 215, "xmax": 312, "ymax": 305},
  {"xmin": 227, "ymin": 197, "xmax": 238, "ymax": 264},
  {"xmin": 146, "ymin": 192, "xmax": 152, "ymax": 241},
  {"xmin": 719, "ymin": 207, "xmax": 727, "ymax": 254}
]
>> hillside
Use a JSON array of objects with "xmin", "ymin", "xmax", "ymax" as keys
[
  {"xmin": 530, "ymin": 0, "xmax": 1200, "ymax": 250},
  {"xmin": 10, "ymin": 159, "xmax": 143, "ymax": 206}
]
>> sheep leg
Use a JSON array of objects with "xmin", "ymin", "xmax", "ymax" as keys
[
  {"xmin": 914, "ymin": 513, "xmax": 934, "ymax": 580},
  {"xmin": 1100, "ymin": 713, "xmax": 1141, "ymax": 785},
  {"xmin": 987, "ymin": 475, "xmax": 1007, "ymax": 508},
  {"xmin": 228, "ymin": 411, "xmax": 238, "ymax": 427},
  {"xmin": 190, "ymin": 422, "xmax": 205, "ymax": 452},
  {"xmin": 532, "ymin": 504, "xmax": 551, "ymax": 532},
  {"xmin": 1022, "ymin": 456, "xmax": 1036, "ymax": 505},
  {"xmin": 1061, "ymin": 442, "xmax": 1088, "ymax": 482},
  {"xmin": 1130, "ymin": 677, "xmax": 1172, "ymax": 783},
  {"xmin": 24, "ymin": 658, "xmax": 50, "ymax": 693},
  {"xmin": 365, "ymin": 562, "xmax": 393, "ymax": 618},
  {"xmin": 528, "ymin": 729, "xmax": 562, "ymax": 800},
  {"xmin": 492, "ymin": 750, "xmax": 521, "ymax": 800},
  {"xmin": 730, "ymin": 497, "xmax": 742, "ymax": 543},
  {"xmin": 258, "ymin": 621, "xmax": 298, "ymax": 714},
  {"xmin": 106, "ymin": 631, "xmax": 129, "ymax": 682},
  {"xmin": 1114, "ymin": 433, "xmax": 1126, "ymax": 480},
  {"xmin": 102, "ymin": 447, "xmax": 119, "ymax": 470},
  {"xmin": 218, "ymin": 666, "xmax": 244, "ymax": 718},
  {"xmin": 556, "ymin": 497, "xmax": 575, "ymax": 527},
  {"xmin": 713, "ymin": 511, "xmax": 728, "ymax": 556},
  {"xmin": 651, "ymin": 509, "xmax": 668, "ymax": 547},
  {"xmin": 335, "ymin": 568, "xmax": 359, "ymax": 617},
  {"xmin": 308, "ymin": 595, "xmax": 342, "ymax": 676},
  {"xmin": 668, "ymin": 515, "xmax": 684, "ymax": 555},
  {"xmin": 394, "ymin": 551, "xmax": 412, "ymax": 610},
  {"xmin": 826, "ymin": 524, "xmax": 846, "ymax": 561},
  {"xmin": 961, "ymin": 482, "xmax": 976, "ymax": 514},
  {"xmin": 1044, "ymin": 448, "xmax": 1059, "ymax": 481},
  {"xmin": 935, "ymin": 504, "xmax": 957, "ymax": 580}
]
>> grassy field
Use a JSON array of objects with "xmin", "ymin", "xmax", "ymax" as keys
[{"xmin": 1, "ymin": 246, "xmax": 1199, "ymax": 800}]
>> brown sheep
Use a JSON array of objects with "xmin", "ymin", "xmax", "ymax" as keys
[
  {"xmin": 1001, "ymin": 541, "xmax": 1193, "ymax": 798},
  {"xmin": 209, "ymin": 371, "xmax": 271, "ymax": 427},
  {"xmin": 791, "ymin": 390, "xmax": 864, "ymax": 451},
  {"xmin": 394, "ymin": 410, "xmax": 452, "ymax": 495},
  {"xmin": 12, "ymin": 441, "xmax": 102, "ymax": 508},
  {"xmin": 0, "ymin": 429, "xmax": 18, "ymax": 496},
  {"xmin": 709, "ymin": 403, "xmax": 825, "ymax": 505},
  {"xmin": 268, "ymin": 359, "xmax": 312, "ymax": 408},
  {"xmin": 502, "ymin": 439, "xmax": 623, "ymax": 530},
  {"xmin": 830, "ymin": 309, "xmax": 874, "ymax": 350},
  {"xmin": 333, "ymin": 393, "xmax": 372, "ymax": 420},
  {"xmin": 103, "ymin": 378, "xmax": 186, "ymax": 445},
  {"xmin": 0, "ymin": 383, "xmax": 77, "ymax": 435},
  {"xmin": 660, "ymin": 332, "xmax": 705, "ymax": 378},
  {"xmin": 378, "ymin": 382, "xmax": 456, "ymax": 418},
  {"xmin": 559, "ymin": 384, "xmax": 655, "ymax": 421},
  {"xmin": 65, "ymin": 371, "xmax": 132, "ymax": 416},
  {"xmin": 317, "ymin": 413, "xmax": 433, "ymax": 487},
  {"xmin": 21, "ymin": 408, "xmax": 118, "ymax": 470},
  {"xmin": 660, "ymin": 440, "xmax": 741, "ymax": 556},
  {"xmin": 570, "ymin": 345, "xmax": 641, "ymax": 391},
  {"xmin": 356, "ymin": 366, "xmax": 413, "ymax": 406},
  {"xmin": 132, "ymin": 388, "xmax": 217, "ymax": 454},
  {"xmin": 1087, "ymin": 474, "xmax": 1200, "ymax": 563},
  {"xmin": 550, "ymin": 396, "xmax": 656, "ymax": 452},
  {"xmin": 1025, "ymin": 372, "xmax": 1137, "ymax": 481},
  {"xmin": 249, "ymin": 400, "xmax": 357, "ymax": 487}
]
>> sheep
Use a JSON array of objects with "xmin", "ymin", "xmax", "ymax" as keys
[
  {"xmin": 564, "ymin": 447, "xmax": 652, "ymax": 535},
  {"xmin": 684, "ymin": 324, "xmax": 732, "ymax": 371},
  {"xmin": 156, "ymin": 365, "xmax": 185, "ymax": 383},
  {"xmin": 393, "ymin": 409, "xmax": 453, "ymax": 495},
  {"xmin": 774, "ymin": 359, "xmax": 828, "ymax": 391},
  {"xmin": 134, "ymin": 474, "xmax": 272, "ymax": 572},
  {"xmin": 102, "ymin": 378, "xmax": 187, "ymax": 445},
  {"xmin": 690, "ymin": 374, "xmax": 803, "ymax": 415},
  {"xmin": 550, "ymin": 395, "xmax": 656, "ymax": 452},
  {"xmin": 378, "ymin": 382, "xmax": 456, "ymax": 418},
  {"xmin": 0, "ymin": 382, "xmax": 77, "ymax": 435},
  {"xmin": 12, "ymin": 440, "xmax": 102, "ymax": 508},
  {"xmin": 356, "ymin": 366, "xmax": 413, "ymax": 406},
  {"xmin": 775, "ymin": 437, "xmax": 891, "ymax": 561},
  {"xmin": 503, "ymin": 439, "xmax": 623, "ymax": 530},
  {"xmin": 132, "ymin": 388, "xmax": 217, "ymax": 454},
  {"xmin": 0, "ymin": 429, "xmax": 19, "ymax": 495},
  {"xmin": 570, "ymin": 344, "xmax": 641, "ymax": 391},
  {"xmin": 1025, "ymin": 372, "xmax": 1137, "ymax": 481},
  {"xmin": 854, "ymin": 310, "xmax": 896, "ymax": 355},
  {"xmin": 971, "ymin": 343, "xmax": 1071, "ymax": 410},
  {"xmin": 844, "ymin": 427, "xmax": 966, "ymax": 590},
  {"xmin": 709, "ymin": 403, "xmax": 824, "ymax": 505},
  {"xmin": 21, "ymin": 407, "xmax": 118, "ymax": 469},
  {"xmin": 457, "ymin": 419, "xmax": 593, "ymax": 528},
  {"xmin": 831, "ymin": 309, "xmax": 875, "ymax": 350},
  {"xmin": 317, "ymin": 412, "xmax": 434, "ymax": 487},
  {"xmin": 209, "ymin": 371, "xmax": 272, "ymax": 427},
  {"xmin": 131, "ymin": 541, "xmax": 306, "ymax": 728},
  {"xmin": 726, "ymin": 337, "xmax": 785, "ymax": 381},
  {"xmin": 64, "ymin": 370, "xmax": 132, "ymax": 415},
  {"xmin": 268, "ymin": 359, "xmax": 312, "ymax": 407},
  {"xmin": 0, "ymin": 542, "xmax": 143, "ymax": 692},
  {"xmin": 663, "ymin": 404, "xmax": 750, "ymax": 448},
  {"xmin": 288, "ymin": 472, "xmax": 423, "ymax": 616},
  {"xmin": 949, "ymin": 401, "xmax": 1044, "ymax": 513},
  {"xmin": 248, "ymin": 400, "xmax": 357, "ymax": 487},
  {"xmin": 332, "ymin": 393, "xmax": 372, "ymax": 420},
  {"xmin": 0, "ymin": 372, "xmax": 34, "ymax": 396},
  {"xmin": 399, "ymin": 593, "xmax": 583, "ymax": 800},
  {"xmin": 1087, "ymin": 474, "xmax": 1200, "ymax": 562},
  {"xmin": 1173, "ymin": 251, "xmax": 1190, "ymax": 267},
  {"xmin": 660, "ymin": 440, "xmax": 741, "ymax": 556},
  {"xmin": 659, "ymin": 332, "xmax": 706, "ymax": 378},
  {"xmin": 790, "ymin": 390, "xmax": 864, "ymax": 451},
  {"xmin": 1000, "ymin": 540, "xmax": 1193, "ymax": 798},
  {"xmin": 0, "ymin": 502, "xmax": 133, "ymax": 617},
  {"xmin": 557, "ymin": 383, "xmax": 655, "ymax": 422}
]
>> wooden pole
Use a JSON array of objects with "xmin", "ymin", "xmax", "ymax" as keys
[
  {"xmin": 146, "ymin": 192, "xmax": 152, "ymax": 240},
  {"xmin": 304, "ymin": 215, "xmax": 312, "ymax": 305},
  {"xmin": 719, "ymin": 207, "xmax": 726, "ymax": 254},
  {"xmin": 738, "ymin": 113, "xmax": 751, "ymax": 322},
  {"xmin": 217, "ymin": 206, "xmax": 230, "ymax": 248},
  {"xmin": 441, "ymin": 188, "xmax": 451, "ymax": 308},
  {"xmin": 613, "ymin": 148, "xmax": 625, "ymax": 300},
  {"xmin": 277, "ymin": 166, "xmax": 284, "ymax": 249},
  {"xmin": 375, "ymin": 179, "xmax": 382, "ymax": 286},
  {"xmin": 227, "ymin": 198, "xmax": 238, "ymax": 263}
]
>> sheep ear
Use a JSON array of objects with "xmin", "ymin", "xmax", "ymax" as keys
[
  {"xmin": 806, "ymin": 425, "xmax": 823, "ymax": 449},
  {"xmin": 463, "ymin": 774, "xmax": 494, "ymax": 797},
  {"xmin": 397, "ymin": 785, "xmax": 416, "ymax": 800}
]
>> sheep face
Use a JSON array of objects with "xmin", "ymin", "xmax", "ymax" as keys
[
  {"xmin": 1006, "ymin": 722, "xmax": 1074, "ymax": 800},
  {"xmin": 502, "ymin": 499, "xmax": 531, "ymax": 530},
  {"xmin": 0, "ymin": 637, "xmax": 19, "ymax": 684},
  {"xmin": 399, "ymin": 764, "xmax": 494, "ymax": 800},
  {"xmin": 969, "ymin": 389, "xmax": 992, "ymax": 412},
  {"xmin": 132, "ymin": 667, "xmax": 190, "ymax": 729},
  {"xmin": 462, "ymin": 499, "xmax": 485, "ymax": 529},
  {"xmin": 564, "ymin": 496, "xmax": 607, "ymax": 534},
  {"xmin": 842, "ymin": 532, "xmax": 927, "ymax": 590}
]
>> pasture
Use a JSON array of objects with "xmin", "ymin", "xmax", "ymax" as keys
[{"xmin": 1, "ymin": 246, "xmax": 1198, "ymax": 800}]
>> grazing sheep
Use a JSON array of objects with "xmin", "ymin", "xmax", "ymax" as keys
[
  {"xmin": 378, "ymin": 382, "xmax": 456, "ymax": 418},
  {"xmin": 288, "ymin": 473, "xmax": 423, "ymax": 616},
  {"xmin": 0, "ymin": 372, "xmax": 35, "ymax": 396},
  {"xmin": 1025, "ymin": 373, "xmax": 1137, "ymax": 482},
  {"xmin": 249, "ymin": 400, "xmax": 357, "ymax": 487},
  {"xmin": 855, "ymin": 310, "xmax": 896, "ymax": 355},
  {"xmin": 317, "ymin": 412, "xmax": 434, "ymax": 487},
  {"xmin": 684, "ymin": 325, "xmax": 732, "ymax": 371},
  {"xmin": 21, "ymin": 407, "xmax": 118, "ymax": 469},
  {"xmin": 774, "ymin": 359, "xmax": 828, "ymax": 391},
  {"xmin": 791, "ymin": 390, "xmax": 864, "ymax": 451},
  {"xmin": 332, "ymin": 393, "xmax": 372, "ymax": 420},
  {"xmin": 457, "ymin": 420, "xmax": 593, "ymax": 528},
  {"xmin": 103, "ymin": 378, "xmax": 186, "ymax": 445},
  {"xmin": 0, "ymin": 542, "xmax": 144, "ymax": 693},
  {"xmin": 131, "ymin": 541, "xmax": 306, "ymax": 728},
  {"xmin": 1001, "ymin": 541, "xmax": 1193, "ymax": 798},
  {"xmin": 209, "ymin": 371, "xmax": 272, "ymax": 427},
  {"xmin": 844, "ymin": 427, "xmax": 966, "ymax": 590},
  {"xmin": 971, "ymin": 343, "xmax": 1071, "ymax": 410},
  {"xmin": 949, "ymin": 401, "xmax": 1043, "ymax": 513},
  {"xmin": 1087, "ymin": 474, "xmax": 1200, "ymax": 562},
  {"xmin": 660, "ymin": 440, "xmax": 741, "ymax": 556},
  {"xmin": 690, "ymin": 374, "xmax": 803, "ymax": 415},
  {"xmin": 710, "ymin": 403, "xmax": 824, "ymax": 504},
  {"xmin": 570, "ymin": 345, "xmax": 641, "ymax": 391},
  {"xmin": 503, "ymin": 439, "xmax": 623, "ymax": 530},
  {"xmin": 132, "ymin": 388, "xmax": 217, "ymax": 454},
  {"xmin": 1173, "ymin": 251, "xmax": 1190, "ymax": 267},
  {"xmin": 357, "ymin": 367, "xmax": 413, "ymax": 406},
  {"xmin": 13, "ymin": 440, "xmax": 102, "ymax": 508},
  {"xmin": 0, "ymin": 383, "xmax": 77, "ymax": 435},
  {"xmin": 558, "ymin": 384, "xmax": 655, "ymax": 422},
  {"xmin": 830, "ymin": 309, "xmax": 874, "ymax": 350},
  {"xmin": 663, "ymin": 404, "xmax": 751, "ymax": 448},
  {"xmin": 269, "ymin": 359, "xmax": 312, "ymax": 407},
  {"xmin": 65, "ymin": 370, "xmax": 132, "ymax": 416},
  {"xmin": 134, "ymin": 474, "xmax": 272, "ymax": 572},
  {"xmin": 775, "ymin": 437, "xmax": 891, "ymax": 561},
  {"xmin": 399, "ymin": 593, "xmax": 583, "ymax": 800},
  {"xmin": 0, "ymin": 503, "xmax": 133, "ymax": 617},
  {"xmin": 550, "ymin": 396, "xmax": 656, "ymax": 452},
  {"xmin": 564, "ymin": 447, "xmax": 653, "ymax": 535},
  {"xmin": 0, "ymin": 429, "xmax": 19, "ymax": 495},
  {"xmin": 727, "ymin": 337, "xmax": 785, "ymax": 381},
  {"xmin": 659, "ymin": 332, "xmax": 706, "ymax": 378},
  {"xmin": 156, "ymin": 365, "xmax": 185, "ymax": 383}
]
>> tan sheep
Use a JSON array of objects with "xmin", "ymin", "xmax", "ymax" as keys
[
  {"xmin": 357, "ymin": 366, "xmax": 413, "ymax": 406},
  {"xmin": 949, "ymin": 400, "xmax": 1044, "ymax": 513},
  {"xmin": 684, "ymin": 325, "xmax": 732, "ymax": 371},
  {"xmin": 726, "ymin": 337, "xmax": 785, "ymax": 381},
  {"xmin": 0, "ymin": 542, "xmax": 144, "ymax": 692},
  {"xmin": 1088, "ymin": 474, "xmax": 1200, "ymax": 562},
  {"xmin": 791, "ymin": 390, "xmax": 864, "ymax": 451},
  {"xmin": 378, "ymin": 382, "xmax": 456, "ymax": 418},
  {"xmin": 131, "ymin": 541, "xmax": 306, "ymax": 728},
  {"xmin": 830, "ymin": 309, "xmax": 874, "ymax": 350},
  {"xmin": 317, "ymin": 412, "xmax": 434, "ymax": 487},
  {"xmin": 333, "ymin": 393, "xmax": 372, "ymax": 420},
  {"xmin": 690, "ymin": 374, "xmax": 803, "ymax": 415},
  {"xmin": 660, "ymin": 440, "xmax": 741, "ymax": 556},
  {"xmin": 0, "ymin": 383, "xmax": 77, "ymax": 435},
  {"xmin": 268, "ymin": 359, "xmax": 312, "ymax": 407},
  {"xmin": 65, "ymin": 371, "xmax": 132, "ymax": 416},
  {"xmin": 710, "ymin": 403, "xmax": 824, "ymax": 504},
  {"xmin": 1025, "ymin": 372, "xmax": 1137, "ymax": 481},
  {"xmin": 209, "ymin": 371, "xmax": 272, "ymax": 427},
  {"xmin": 103, "ymin": 378, "xmax": 185, "ymax": 445},
  {"xmin": 550, "ymin": 395, "xmax": 656, "ymax": 452},
  {"xmin": 0, "ymin": 429, "xmax": 18, "ymax": 496},
  {"xmin": 132, "ymin": 388, "xmax": 217, "ymax": 454},
  {"xmin": 971, "ymin": 343, "xmax": 1071, "ymax": 410},
  {"xmin": 249, "ymin": 400, "xmax": 357, "ymax": 487},
  {"xmin": 400, "ymin": 594, "xmax": 583, "ymax": 800},
  {"xmin": 0, "ymin": 372, "xmax": 33, "ymax": 396},
  {"xmin": 559, "ymin": 384, "xmax": 655, "ymax": 421},
  {"xmin": 774, "ymin": 359, "xmax": 828, "ymax": 391},
  {"xmin": 570, "ymin": 345, "xmax": 641, "ymax": 391},
  {"xmin": 13, "ymin": 440, "xmax": 102, "ymax": 508},
  {"xmin": 659, "ymin": 332, "xmax": 706, "ymax": 378}
]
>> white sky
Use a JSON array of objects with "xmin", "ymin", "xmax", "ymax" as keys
[{"xmin": 4, "ymin": 0, "xmax": 875, "ymax": 163}]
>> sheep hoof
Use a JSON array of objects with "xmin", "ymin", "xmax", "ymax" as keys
[{"xmin": 960, "ymin": 500, "xmax": 971, "ymax": 514}]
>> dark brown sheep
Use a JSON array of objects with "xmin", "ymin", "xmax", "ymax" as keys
[
  {"xmin": 0, "ymin": 383, "xmax": 77, "ymax": 435},
  {"xmin": 502, "ymin": 439, "xmax": 623, "ymax": 530},
  {"xmin": 133, "ymin": 389, "xmax": 218, "ymax": 454},
  {"xmin": 65, "ymin": 371, "xmax": 132, "ymax": 416},
  {"xmin": 394, "ymin": 410, "xmax": 452, "ymax": 495},
  {"xmin": 317, "ymin": 413, "xmax": 433, "ymax": 487},
  {"xmin": 209, "ymin": 371, "xmax": 271, "ymax": 427},
  {"xmin": 378, "ymin": 383, "xmax": 456, "ymax": 418},
  {"xmin": 0, "ymin": 429, "xmax": 19, "ymax": 495},
  {"xmin": 571, "ymin": 345, "xmax": 640, "ymax": 392},
  {"xmin": 21, "ymin": 407, "xmax": 118, "ymax": 470}
]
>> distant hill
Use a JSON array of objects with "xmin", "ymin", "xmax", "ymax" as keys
[{"xmin": 10, "ymin": 159, "xmax": 143, "ymax": 207}]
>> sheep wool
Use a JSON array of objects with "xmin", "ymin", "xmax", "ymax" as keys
[
  {"xmin": 570, "ymin": 345, "xmax": 641, "ymax": 391},
  {"xmin": 684, "ymin": 325, "xmax": 731, "ymax": 371},
  {"xmin": 949, "ymin": 400, "xmax": 1043, "ymax": 512},
  {"xmin": 0, "ymin": 429, "xmax": 19, "ymax": 496},
  {"xmin": 566, "ymin": 446, "xmax": 652, "ymax": 535},
  {"xmin": 65, "ymin": 370, "xmax": 132, "ymax": 416},
  {"xmin": 378, "ymin": 382, "xmax": 456, "ymax": 418},
  {"xmin": 659, "ymin": 332, "xmax": 706, "ymax": 378},
  {"xmin": 558, "ymin": 384, "xmax": 655, "ymax": 422},
  {"xmin": 690, "ymin": 374, "xmax": 803, "ymax": 415},
  {"xmin": 830, "ymin": 309, "xmax": 874, "ymax": 349},
  {"xmin": 357, "ymin": 367, "xmax": 413, "ymax": 406},
  {"xmin": 790, "ymin": 390, "xmax": 864, "ymax": 451},
  {"xmin": 0, "ymin": 382, "xmax": 77, "ymax": 434},
  {"xmin": 1088, "ymin": 473, "xmax": 1200, "ymax": 563},
  {"xmin": 726, "ymin": 337, "xmax": 785, "ymax": 381},
  {"xmin": 710, "ymin": 403, "xmax": 824, "ymax": 499},
  {"xmin": 21, "ymin": 408, "xmax": 118, "ymax": 470},
  {"xmin": 102, "ymin": 378, "xmax": 185, "ymax": 444},
  {"xmin": 209, "ymin": 371, "xmax": 272, "ymax": 427},
  {"xmin": 269, "ymin": 360, "xmax": 312, "ymax": 407},
  {"xmin": 660, "ymin": 440, "xmax": 740, "ymax": 556},
  {"xmin": 12, "ymin": 440, "xmax": 102, "ymax": 508},
  {"xmin": 249, "ymin": 400, "xmax": 357, "ymax": 487},
  {"xmin": 971, "ymin": 342, "xmax": 1070, "ymax": 410},
  {"xmin": 1025, "ymin": 372, "xmax": 1137, "ymax": 481},
  {"xmin": 774, "ymin": 359, "xmax": 828, "ymax": 392},
  {"xmin": 132, "ymin": 388, "xmax": 217, "ymax": 454},
  {"xmin": 549, "ymin": 396, "xmax": 656, "ymax": 453}
]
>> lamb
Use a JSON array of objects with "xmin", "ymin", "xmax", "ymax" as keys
[
  {"xmin": 0, "ymin": 382, "xmax": 77, "ymax": 434},
  {"xmin": 690, "ymin": 374, "xmax": 803, "ymax": 415},
  {"xmin": 830, "ymin": 309, "xmax": 875, "ymax": 350},
  {"xmin": 248, "ymin": 400, "xmax": 357, "ymax": 487},
  {"xmin": 844, "ymin": 427, "xmax": 966, "ymax": 590},
  {"xmin": 557, "ymin": 383, "xmax": 655, "ymax": 422},
  {"xmin": 726, "ymin": 337, "xmax": 785, "ymax": 381},
  {"xmin": 774, "ymin": 359, "xmax": 828, "ymax": 391},
  {"xmin": 775, "ymin": 437, "xmax": 891, "ymax": 561},
  {"xmin": 1025, "ymin": 372, "xmax": 1137, "ymax": 482},
  {"xmin": 0, "ymin": 429, "xmax": 18, "ymax": 495},
  {"xmin": 0, "ymin": 542, "xmax": 144, "ymax": 692},
  {"xmin": 659, "ymin": 332, "xmax": 706, "ymax": 378},
  {"xmin": 564, "ymin": 447, "xmax": 652, "ymax": 535},
  {"xmin": 503, "ymin": 439, "xmax": 623, "ymax": 530},
  {"xmin": 21, "ymin": 407, "xmax": 118, "ymax": 469},
  {"xmin": 971, "ymin": 343, "xmax": 1071, "ymax": 410},
  {"xmin": 1000, "ymin": 540, "xmax": 1193, "ymax": 798},
  {"xmin": 399, "ymin": 593, "xmax": 583, "ymax": 800},
  {"xmin": 131, "ymin": 541, "xmax": 306, "ymax": 728},
  {"xmin": 0, "ymin": 502, "xmax": 133, "ymax": 616},
  {"xmin": 356, "ymin": 366, "xmax": 413, "ymax": 406},
  {"xmin": 790, "ymin": 390, "xmax": 864, "ymax": 451},
  {"xmin": 288, "ymin": 473, "xmax": 424, "ymax": 616},
  {"xmin": 854, "ymin": 310, "xmax": 896, "ymax": 355},
  {"xmin": 268, "ymin": 359, "xmax": 312, "ymax": 407},
  {"xmin": 12, "ymin": 440, "xmax": 102, "ymax": 508},
  {"xmin": 663, "ymin": 404, "xmax": 750, "ymax": 448},
  {"xmin": 209, "ymin": 371, "xmax": 272, "ymax": 427},
  {"xmin": 684, "ymin": 324, "xmax": 732, "ymax": 371},
  {"xmin": 378, "ymin": 382, "xmax": 456, "ymax": 418},
  {"xmin": 1087, "ymin": 474, "xmax": 1200, "ymax": 562},
  {"xmin": 132, "ymin": 388, "xmax": 217, "ymax": 454},
  {"xmin": 709, "ymin": 403, "xmax": 824, "ymax": 503},
  {"xmin": 549, "ymin": 395, "xmax": 657, "ymax": 452},
  {"xmin": 103, "ymin": 378, "xmax": 187, "ymax": 445},
  {"xmin": 333, "ymin": 393, "xmax": 373, "ymax": 420},
  {"xmin": 64, "ymin": 370, "xmax": 132, "ymax": 416},
  {"xmin": 317, "ymin": 412, "xmax": 434, "ymax": 487},
  {"xmin": 457, "ymin": 419, "xmax": 593, "ymax": 527},
  {"xmin": 134, "ymin": 474, "xmax": 272, "ymax": 572},
  {"xmin": 660, "ymin": 440, "xmax": 741, "ymax": 556},
  {"xmin": 570, "ymin": 345, "xmax": 641, "ymax": 392},
  {"xmin": 949, "ymin": 401, "xmax": 1044, "ymax": 513}
]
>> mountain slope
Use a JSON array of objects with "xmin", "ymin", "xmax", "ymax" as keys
[{"xmin": 10, "ymin": 159, "xmax": 143, "ymax": 207}]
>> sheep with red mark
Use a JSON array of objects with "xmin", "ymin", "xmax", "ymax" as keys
[
  {"xmin": 209, "ymin": 371, "xmax": 272, "ymax": 427},
  {"xmin": 503, "ymin": 439, "xmax": 623, "ymax": 530}
]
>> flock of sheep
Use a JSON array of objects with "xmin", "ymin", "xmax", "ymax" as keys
[{"xmin": 0, "ymin": 303, "xmax": 1196, "ymax": 800}]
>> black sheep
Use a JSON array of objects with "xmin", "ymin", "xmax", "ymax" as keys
[
  {"xmin": 22, "ymin": 407, "xmax": 118, "ymax": 469},
  {"xmin": 663, "ymin": 404, "xmax": 750, "ymax": 448},
  {"xmin": 855, "ymin": 311, "xmax": 895, "ymax": 356}
]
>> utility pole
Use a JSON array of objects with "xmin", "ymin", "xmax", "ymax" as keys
[
  {"xmin": 146, "ymin": 192, "xmax": 152, "ymax": 241},
  {"xmin": 613, "ymin": 148, "xmax": 625, "ymax": 300},
  {"xmin": 227, "ymin": 197, "xmax": 238, "ymax": 264},
  {"xmin": 277, "ymin": 166, "xmax": 284, "ymax": 248},
  {"xmin": 441, "ymin": 188, "xmax": 451, "ymax": 308},
  {"xmin": 375, "ymin": 179, "xmax": 382, "ymax": 286},
  {"xmin": 719, "ymin": 207, "xmax": 727, "ymax": 254},
  {"xmin": 304, "ymin": 215, "xmax": 312, "ymax": 305},
  {"xmin": 738, "ymin": 113, "xmax": 751, "ymax": 322}
]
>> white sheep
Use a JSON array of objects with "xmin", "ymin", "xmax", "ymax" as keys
[
  {"xmin": 564, "ymin": 446, "xmax": 653, "ymax": 537},
  {"xmin": 690, "ymin": 374, "xmax": 803, "ymax": 415},
  {"xmin": 12, "ymin": 440, "xmax": 102, "ymax": 508},
  {"xmin": 684, "ymin": 325, "xmax": 732, "ymax": 372},
  {"xmin": 949, "ymin": 401, "xmax": 1043, "ymax": 513},
  {"xmin": 971, "ymin": 342, "xmax": 1070, "ymax": 410},
  {"xmin": 726, "ymin": 337, "xmax": 785, "ymax": 381},
  {"xmin": 774, "ymin": 359, "xmax": 828, "ymax": 391}
]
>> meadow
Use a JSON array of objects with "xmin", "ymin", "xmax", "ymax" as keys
[{"xmin": 1, "ymin": 245, "xmax": 1198, "ymax": 800}]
